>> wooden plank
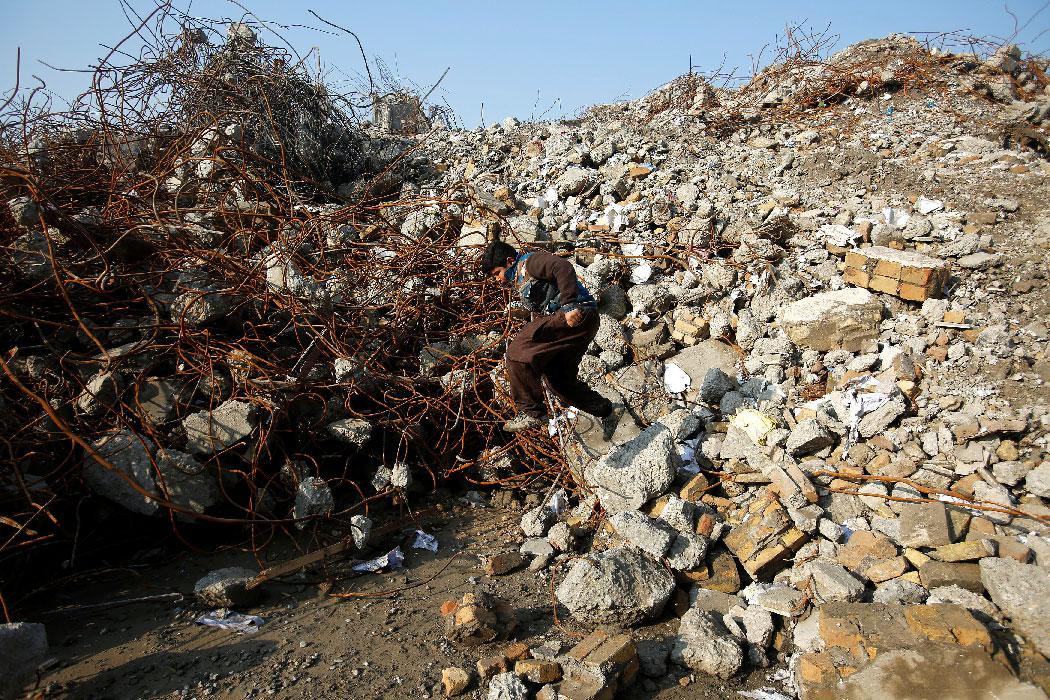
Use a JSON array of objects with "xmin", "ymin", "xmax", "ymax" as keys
[{"xmin": 246, "ymin": 539, "xmax": 354, "ymax": 589}]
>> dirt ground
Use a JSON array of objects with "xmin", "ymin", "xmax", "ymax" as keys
[{"xmin": 20, "ymin": 496, "xmax": 784, "ymax": 700}]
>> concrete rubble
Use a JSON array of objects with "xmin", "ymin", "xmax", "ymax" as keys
[{"xmin": 3, "ymin": 22, "xmax": 1050, "ymax": 700}]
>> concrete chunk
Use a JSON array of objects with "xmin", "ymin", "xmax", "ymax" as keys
[
  {"xmin": 182, "ymin": 399, "xmax": 258, "ymax": 454},
  {"xmin": 980, "ymin": 557, "xmax": 1050, "ymax": 657},
  {"xmin": 670, "ymin": 608, "xmax": 743, "ymax": 679},
  {"xmin": 555, "ymin": 547, "xmax": 675, "ymax": 626},
  {"xmin": 584, "ymin": 424, "xmax": 679, "ymax": 514},
  {"xmin": 780, "ymin": 288, "xmax": 884, "ymax": 352}
]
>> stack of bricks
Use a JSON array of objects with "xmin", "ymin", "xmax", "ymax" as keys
[
  {"xmin": 842, "ymin": 245, "xmax": 949, "ymax": 302},
  {"xmin": 669, "ymin": 309, "xmax": 709, "ymax": 346},
  {"xmin": 542, "ymin": 631, "xmax": 638, "ymax": 700},
  {"xmin": 723, "ymin": 488, "xmax": 810, "ymax": 578}
]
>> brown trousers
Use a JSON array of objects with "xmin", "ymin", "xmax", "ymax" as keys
[{"xmin": 505, "ymin": 310, "xmax": 611, "ymax": 419}]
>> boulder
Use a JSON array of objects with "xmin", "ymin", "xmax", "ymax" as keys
[
  {"xmin": 780, "ymin": 288, "xmax": 884, "ymax": 352},
  {"xmin": 555, "ymin": 547, "xmax": 675, "ymax": 626},
  {"xmin": 584, "ymin": 423, "xmax": 679, "ymax": 514},
  {"xmin": 670, "ymin": 608, "xmax": 743, "ymax": 679}
]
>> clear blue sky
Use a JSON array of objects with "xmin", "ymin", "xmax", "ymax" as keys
[{"xmin": 2, "ymin": 1, "xmax": 1048, "ymax": 127}]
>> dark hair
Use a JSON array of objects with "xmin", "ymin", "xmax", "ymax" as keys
[{"xmin": 481, "ymin": 241, "xmax": 518, "ymax": 273}]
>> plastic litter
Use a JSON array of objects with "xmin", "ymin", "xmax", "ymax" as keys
[
  {"xmin": 548, "ymin": 407, "xmax": 578, "ymax": 437},
  {"xmin": 820, "ymin": 223, "xmax": 860, "ymax": 248},
  {"xmin": 352, "ymin": 546, "xmax": 405, "ymax": 573},
  {"xmin": 601, "ymin": 202, "xmax": 628, "ymax": 232},
  {"xmin": 882, "ymin": 207, "xmax": 910, "ymax": 229},
  {"xmin": 663, "ymin": 362, "xmax": 691, "ymax": 395},
  {"xmin": 738, "ymin": 688, "xmax": 793, "ymax": 700},
  {"xmin": 411, "ymin": 530, "xmax": 439, "ymax": 552},
  {"xmin": 841, "ymin": 375, "xmax": 891, "ymax": 449},
  {"xmin": 548, "ymin": 489, "xmax": 569, "ymax": 515},
  {"xmin": 196, "ymin": 609, "xmax": 264, "ymax": 633},
  {"xmin": 917, "ymin": 196, "xmax": 944, "ymax": 215},
  {"xmin": 630, "ymin": 263, "xmax": 653, "ymax": 285},
  {"xmin": 729, "ymin": 408, "xmax": 777, "ymax": 444}
]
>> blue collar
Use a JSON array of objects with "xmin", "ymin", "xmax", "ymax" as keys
[{"xmin": 504, "ymin": 254, "xmax": 526, "ymax": 284}]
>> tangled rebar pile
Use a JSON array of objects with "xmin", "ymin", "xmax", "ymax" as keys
[{"xmin": 0, "ymin": 10, "xmax": 563, "ymax": 605}]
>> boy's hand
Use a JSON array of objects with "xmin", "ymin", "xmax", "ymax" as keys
[{"xmin": 565, "ymin": 308, "xmax": 583, "ymax": 327}]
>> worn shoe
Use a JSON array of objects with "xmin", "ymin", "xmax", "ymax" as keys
[{"xmin": 503, "ymin": 413, "xmax": 546, "ymax": 433}]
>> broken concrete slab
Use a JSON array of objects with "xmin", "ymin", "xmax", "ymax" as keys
[
  {"xmin": 609, "ymin": 510, "xmax": 677, "ymax": 558},
  {"xmin": 182, "ymin": 399, "xmax": 258, "ymax": 454},
  {"xmin": 584, "ymin": 423, "xmax": 679, "ymax": 514},
  {"xmin": 670, "ymin": 608, "xmax": 743, "ymax": 679},
  {"xmin": 980, "ymin": 557, "xmax": 1050, "ymax": 657},
  {"xmin": 780, "ymin": 288, "xmax": 884, "ymax": 352},
  {"xmin": 555, "ymin": 547, "xmax": 675, "ymax": 626},
  {"xmin": 83, "ymin": 430, "xmax": 160, "ymax": 516}
]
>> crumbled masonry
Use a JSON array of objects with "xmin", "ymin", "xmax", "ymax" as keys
[{"xmin": 2, "ymin": 20, "xmax": 1050, "ymax": 700}]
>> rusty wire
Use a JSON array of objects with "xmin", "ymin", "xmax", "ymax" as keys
[{"xmin": 0, "ymin": 7, "xmax": 584, "ymax": 606}]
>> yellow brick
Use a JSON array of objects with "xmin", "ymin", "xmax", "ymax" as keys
[
  {"xmin": 899, "ymin": 265, "xmax": 933, "ymax": 286},
  {"xmin": 943, "ymin": 310, "xmax": 966, "ymax": 324},
  {"xmin": 869, "ymin": 275, "xmax": 899, "ymax": 295},
  {"xmin": 842, "ymin": 266, "xmax": 871, "ymax": 288},
  {"xmin": 873, "ymin": 259, "xmax": 903, "ymax": 280},
  {"xmin": 845, "ymin": 251, "xmax": 869, "ymax": 269},
  {"xmin": 898, "ymin": 282, "xmax": 930, "ymax": 302}
]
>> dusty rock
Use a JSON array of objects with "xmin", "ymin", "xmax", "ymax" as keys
[
  {"xmin": 786, "ymin": 418, "xmax": 835, "ymax": 456},
  {"xmin": 83, "ymin": 430, "xmax": 160, "ymax": 515},
  {"xmin": 609, "ymin": 510, "xmax": 677, "ymax": 557},
  {"xmin": 584, "ymin": 424, "xmax": 679, "ymax": 514},
  {"xmin": 193, "ymin": 566, "xmax": 260, "ymax": 607},
  {"xmin": 441, "ymin": 666, "xmax": 471, "ymax": 697},
  {"xmin": 483, "ymin": 551, "xmax": 525, "ymax": 576},
  {"xmin": 798, "ymin": 559, "xmax": 866, "ymax": 603},
  {"xmin": 325, "ymin": 418, "xmax": 373, "ymax": 446},
  {"xmin": 670, "ymin": 608, "xmax": 743, "ymax": 679},
  {"xmin": 780, "ymin": 288, "xmax": 884, "ymax": 352},
  {"xmin": 444, "ymin": 592, "xmax": 517, "ymax": 647},
  {"xmin": 486, "ymin": 672, "xmax": 528, "ymax": 700},
  {"xmin": 293, "ymin": 477, "xmax": 334, "ymax": 524},
  {"xmin": 980, "ymin": 557, "xmax": 1050, "ymax": 657},
  {"xmin": 555, "ymin": 547, "xmax": 675, "ymax": 626},
  {"xmin": 667, "ymin": 531, "xmax": 709, "ymax": 571},
  {"xmin": 897, "ymin": 501, "xmax": 954, "ymax": 548},
  {"xmin": 521, "ymin": 505, "xmax": 556, "ymax": 537},
  {"xmin": 182, "ymin": 399, "xmax": 258, "ymax": 454},
  {"xmin": 1025, "ymin": 462, "xmax": 1050, "ymax": 498}
]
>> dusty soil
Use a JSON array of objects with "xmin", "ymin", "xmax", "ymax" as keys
[{"xmin": 20, "ymin": 496, "xmax": 781, "ymax": 700}]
